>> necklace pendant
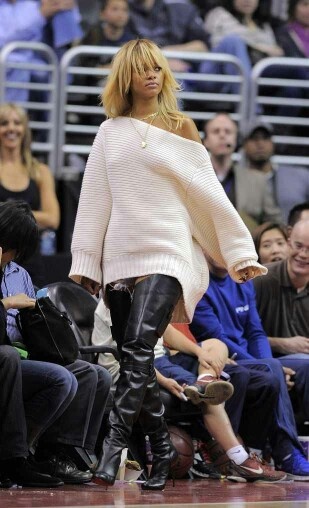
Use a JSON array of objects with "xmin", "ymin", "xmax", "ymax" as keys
[{"xmin": 141, "ymin": 141, "xmax": 147, "ymax": 148}]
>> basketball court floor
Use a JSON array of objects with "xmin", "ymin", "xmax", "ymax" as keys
[{"xmin": 0, "ymin": 478, "xmax": 309, "ymax": 508}]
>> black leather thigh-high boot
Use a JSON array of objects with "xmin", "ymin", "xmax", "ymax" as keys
[
  {"xmin": 139, "ymin": 368, "xmax": 178, "ymax": 490},
  {"xmin": 94, "ymin": 275, "xmax": 181, "ymax": 486}
]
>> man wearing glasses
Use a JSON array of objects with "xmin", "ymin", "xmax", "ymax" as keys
[
  {"xmin": 254, "ymin": 218, "xmax": 309, "ymax": 429},
  {"xmin": 254, "ymin": 218, "xmax": 309, "ymax": 358}
]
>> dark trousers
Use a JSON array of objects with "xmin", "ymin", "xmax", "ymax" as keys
[
  {"xmin": 278, "ymin": 357, "xmax": 309, "ymax": 421},
  {"xmin": 224, "ymin": 363, "xmax": 280, "ymax": 450},
  {"xmin": 0, "ymin": 346, "xmax": 77, "ymax": 460},
  {"xmin": 235, "ymin": 358, "xmax": 303, "ymax": 461},
  {"xmin": 41, "ymin": 360, "xmax": 112, "ymax": 450}
]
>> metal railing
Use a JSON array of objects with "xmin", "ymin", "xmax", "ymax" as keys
[
  {"xmin": 0, "ymin": 41, "xmax": 59, "ymax": 171},
  {"xmin": 57, "ymin": 46, "xmax": 248, "ymax": 177},
  {"xmin": 249, "ymin": 57, "xmax": 309, "ymax": 166},
  {"xmin": 1, "ymin": 44, "xmax": 309, "ymax": 172}
]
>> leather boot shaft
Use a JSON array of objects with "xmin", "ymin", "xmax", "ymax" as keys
[{"xmin": 95, "ymin": 275, "xmax": 181, "ymax": 486}]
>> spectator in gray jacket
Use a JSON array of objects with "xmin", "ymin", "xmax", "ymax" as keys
[
  {"xmin": 203, "ymin": 113, "xmax": 282, "ymax": 232},
  {"xmin": 241, "ymin": 122, "xmax": 309, "ymax": 223}
]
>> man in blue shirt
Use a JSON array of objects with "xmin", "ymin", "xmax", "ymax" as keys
[{"xmin": 190, "ymin": 256, "xmax": 309, "ymax": 481}]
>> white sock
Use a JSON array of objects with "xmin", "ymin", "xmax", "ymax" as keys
[{"xmin": 226, "ymin": 445, "xmax": 249, "ymax": 465}]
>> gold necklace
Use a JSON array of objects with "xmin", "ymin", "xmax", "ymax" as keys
[
  {"xmin": 139, "ymin": 112, "xmax": 159, "ymax": 121},
  {"xmin": 129, "ymin": 112, "xmax": 159, "ymax": 148}
]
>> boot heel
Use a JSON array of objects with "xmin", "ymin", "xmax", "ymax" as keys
[
  {"xmin": 142, "ymin": 449, "xmax": 178, "ymax": 490},
  {"xmin": 171, "ymin": 471, "xmax": 176, "ymax": 487},
  {"xmin": 93, "ymin": 471, "xmax": 115, "ymax": 488},
  {"xmin": 170, "ymin": 451, "xmax": 178, "ymax": 487}
]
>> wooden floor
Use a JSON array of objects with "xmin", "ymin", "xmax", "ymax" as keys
[{"xmin": 1, "ymin": 478, "xmax": 309, "ymax": 508}]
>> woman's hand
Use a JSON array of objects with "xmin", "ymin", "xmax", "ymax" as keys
[
  {"xmin": 237, "ymin": 266, "xmax": 258, "ymax": 283},
  {"xmin": 80, "ymin": 276, "xmax": 101, "ymax": 295},
  {"xmin": 2, "ymin": 293, "xmax": 36, "ymax": 310}
]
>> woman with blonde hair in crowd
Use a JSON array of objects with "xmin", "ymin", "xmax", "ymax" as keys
[
  {"xmin": 0, "ymin": 103, "xmax": 60, "ymax": 231},
  {"xmin": 70, "ymin": 38, "xmax": 267, "ymax": 491}
]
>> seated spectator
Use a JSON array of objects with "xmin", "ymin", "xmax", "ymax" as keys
[
  {"xmin": 199, "ymin": 0, "xmax": 282, "ymax": 95},
  {"xmin": 156, "ymin": 325, "xmax": 285, "ymax": 483},
  {"xmin": 202, "ymin": 113, "xmax": 282, "ymax": 232},
  {"xmin": 78, "ymin": 0, "xmax": 134, "ymax": 100},
  {"xmin": 190, "ymin": 255, "xmax": 309, "ymax": 480},
  {"xmin": 0, "ymin": 0, "xmax": 82, "ymax": 102},
  {"xmin": 41, "ymin": 0, "xmax": 83, "ymax": 60},
  {"xmin": 0, "ymin": 250, "xmax": 78, "ymax": 487},
  {"xmin": 252, "ymin": 222, "xmax": 289, "ymax": 264},
  {"xmin": 0, "ymin": 102, "xmax": 60, "ymax": 284},
  {"xmin": 127, "ymin": 0, "xmax": 209, "ymax": 74},
  {"xmin": 288, "ymin": 201, "xmax": 309, "ymax": 227},
  {"xmin": 0, "ymin": 347, "xmax": 73, "ymax": 488},
  {"xmin": 205, "ymin": 0, "xmax": 283, "ymax": 66},
  {"xmin": 83, "ymin": 0, "xmax": 134, "ymax": 58},
  {"xmin": 0, "ymin": 103, "xmax": 60, "ymax": 231},
  {"xmin": 275, "ymin": 0, "xmax": 309, "ymax": 59},
  {"xmin": 204, "ymin": 0, "xmax": 305, "ymax": 118},
  {"xmin": 0, "ymin": 200, "xmax": 112, "ymax": 484},
  {"xmin": 241, "ymin": 121, "xmax": 309, "ymax": 222},
  {"xmin": 253, "ymin": 218, "xmax": 309, "ymax": 362},
  {"xmin": 128, "ymin": 0, "xmax": 257, "ymax": 96}
]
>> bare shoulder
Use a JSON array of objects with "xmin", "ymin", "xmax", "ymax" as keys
[
  {"xmin": 38, "ymin": 163, "xmax": 53, "ymax": 176},
  {"xmin": 178, "ymin": 116, "xmax": 202, "ymax": 144},
  {"xmin": 36, "ymin": 163, "xmax": 55, "ymax": 185}
]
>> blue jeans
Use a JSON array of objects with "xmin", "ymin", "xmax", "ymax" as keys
[
  {"xmin": 198, "ymin": 35, "xmax": 251, "ymax": 94},
  {"xmin": 0, "ymin": 346, "xmax": 77, "ymax": 460},
  {"xmin": 40, "ymin": 360, "xmax": 112, "ymax": 451}
]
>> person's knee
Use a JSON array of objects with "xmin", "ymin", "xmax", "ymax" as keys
[
  {"xmin": 262, "ymin": 371, "xmax": 280, "ymax": 395},
  {"xmin": 225, "ymin": 364, "xmax": 250, "ymax": 388},
  {"xmin": 66, "ymin": 359, "xmax": 99, "ymax": 380},
  {"xmin": 201, "ymin": 338, "xmax": 228, "ymax": 357},
  {"xmin": 95, "ymin": 365, "xmax": 112, "ymax": 390},
  {"xmin": 215, "ymin": 34, "xmax": 247, "ymax": 51},
  {"xmin": 53, "ymin": 365, "xmax": 78, "ymax": 394},
  {"xmin": 0, "ymin": 345, "xmax": 20, "ymax": 366}
]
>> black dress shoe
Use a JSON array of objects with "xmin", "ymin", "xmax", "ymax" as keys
[
  {"xmin": 35, "ymin": 453, "xmax": 93, "ymax": 484},
  {"xmin": 0, "ymin": 472, "xmax": 13, "ymax": 489},
  {"xmin": 0, "ymin": 457, "xmax": 63, "ymax": 488}
]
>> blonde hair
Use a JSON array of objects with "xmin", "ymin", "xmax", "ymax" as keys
[
  {"xmin": 102, "ymin": 39, "xmax": 185, "ymax": 129},
  {"xmin": 0, "ymin": 103, "xmax": 40, "ymax": 179}
]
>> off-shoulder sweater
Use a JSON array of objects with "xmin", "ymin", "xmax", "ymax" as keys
[{"xmin": 70, "ymin": 117, "xmax": 266, "ymax": 322}]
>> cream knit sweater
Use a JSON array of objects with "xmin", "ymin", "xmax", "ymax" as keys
[{"xmin": 70, "ymin": 117, "xmax": 266, "ymax": 322}]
